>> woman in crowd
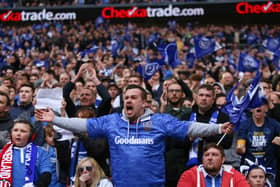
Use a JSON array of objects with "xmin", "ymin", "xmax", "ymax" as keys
[
  {"xmin": 0, "ymin": 120, "xmax": 51, "ymax": 186},
  {"xmin": 74, "ymin": 157, "xmax": 112, "ymax": 187}
]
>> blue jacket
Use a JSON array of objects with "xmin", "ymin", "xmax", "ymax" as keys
[
  {"xmin": 86, "ymin": 110, "xmax": 189, "ymax": 187},
  {"xmin": 12, "ymin": 145, "xmax": 51, "ymax": 187}
]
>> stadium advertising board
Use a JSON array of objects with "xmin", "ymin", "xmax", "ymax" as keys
[
  {"xmin": 0, "ymin": 1, "xmax": 278, "ymax": 23},
  {"xmin": 0, "ymin": 9, "xmax": 77, "ymax": 22},
  {"xmin": 101, "ymin": 4, "xmax": 205, "ymax": 19}
]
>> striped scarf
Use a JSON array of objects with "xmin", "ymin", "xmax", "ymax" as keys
[
  {"xmin": 0, "ymin": 142, "xmax": 37, "ymax": 187},
  {"xmin": 0, "ymin": 142, "xmax": 13, "ymax": 187}
]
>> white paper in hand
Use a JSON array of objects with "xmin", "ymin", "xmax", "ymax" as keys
[{"xmin": 35, "ymin": 88, "xmax": 63, "ymax": 113}]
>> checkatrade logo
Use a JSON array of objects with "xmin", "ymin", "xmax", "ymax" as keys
[
  {"xmin": 102, "ymin": 4, "xmax": 205, "ymax": 19},
  {"xmin": 236, "ymin": 1, "xmax": 280, "ymax": 14},
  {"xmin": 0, "ymin": 9, "xmax": 76, "ymax": 22}
]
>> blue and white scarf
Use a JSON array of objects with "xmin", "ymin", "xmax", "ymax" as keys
[{"xmin": 186, "ymin": 111, "xmax": 219, "ymax": 168}]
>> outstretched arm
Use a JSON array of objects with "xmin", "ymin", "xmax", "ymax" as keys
[
  {"xmin": 187, "ymin": 122, "xmax": 233, "ymax": 138},
  {"xmin": 35, "ymin": 108, "xmax": 87, "ymax": 133}
]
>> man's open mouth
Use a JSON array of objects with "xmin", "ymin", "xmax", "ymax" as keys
[{"xmin": 126, "ymin": 105, "xmax": 133, "ymax": 114}]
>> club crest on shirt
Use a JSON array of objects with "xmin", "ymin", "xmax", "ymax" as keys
[{"xmin": 142, "ymin": 121, "xmax": 152, "ymax": 131}]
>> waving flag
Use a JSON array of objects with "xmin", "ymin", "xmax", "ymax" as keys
[
  {"xmin": 0, "ymin": 41, "xmax": 14, "ymax": 52},
  {"xmin": 238, "ymin": 53, "xmax": 260, "ymax": 72},
  {"xmin": 80, "ymin": 44, "xmax": 99, "ymax": 58},
  {"xmin": 246, "ymin": 33, "xmax": 258, "ymax": 45},
  {"xmin": 262, "ymin": 37, "xmax": 280, "ymax": 57},
  {"xmin": 95, "ymin": 16, "xmax": 105, "ymax": 28},
  {"xmin": 272, "ymin": 55, "xmax": 280, "ymax": 70},
  {"xmin": 158, "ymin": 41, "xmax": 181, "ymax": 68},
  {"xmin": 222, "ymin": 71, "xmax": 262, "ymax": 126},
  {"xmin": 227, "ymin": 54, "xmax": 237, "ymax": 70},
  {"xmin": 194, "ymin": 35, "xmax": 222, "ymax": 58},
  {"xmin": 185, "ymin": 51, "xmax": 196, "ymax": 68},
  {"xmin": 111, "ymin": 40, "xmax": 120, "ymax": 57},
  {"xmin": 136, "ymin": 59, "xmax": 164, "ymax": 80},
  {"xmin": 147, "ymin": 32, "xmax": 160, "ymax": 47}
]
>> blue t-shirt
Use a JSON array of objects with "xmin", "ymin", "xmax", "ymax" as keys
[
  {"xmin": 238, "ymin": 117, "xmax": 280, "ymax": 172},
  {"xmin": 86, "ymin": 113, "xmax": 189, "ymax": 187}
]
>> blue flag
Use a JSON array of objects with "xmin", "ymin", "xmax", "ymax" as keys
[
  {"xmin": 80, "ymin": 44, "xmax": 99, "ymax": 58},
  {"xmin": 238, "ymin": 53, "xmax": 260, "ymax": 72},
  {"xmin": 136, "ymin": 59, "xmax": 163, "ymax": 80},
  {"xmin": 158, "ymin": 41, "xmax": 181, "ymax": 68},
  {"xmin": 69, "ymin": 140, "xmax": 87, "ymax": 186},
  {"xmin": 272, "ymin": 55, "xmax": 280, "ymax": 70},
  {"xmin": 185, "ymin": 51, "xmax": 196, "ymax": 68},
  {"xmin": 246, "ymin": 33, "xmax": 258, "ymax": 45},
  {"xmin": 227, "ymin": 54, "xmax": 237, "ymax": 70},
  {"xmin": 147, "ymin": 32, "xmax": 160, "ymax": 47},
  {"xmin": 222, "ymin": 71, "xmax": 262, "ymax": 126},
  {"xmin": 95, "ymin": 16, "xmax": 105, "ymax": 28},
  {"xmin": 194, "ymin": 35, "xmax": 222, "ymax": 58},
  {"xmin": 262, "ymin": 37, "xmax": 280, "ymax": 57},
  {"xmin": 111, "ymin": 40, "xmax": 120, "ymax": 57}
]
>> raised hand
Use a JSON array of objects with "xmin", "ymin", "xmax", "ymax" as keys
[
  {"xmin": 221, "ymin": 122, "xmax": 233, "ymax": 134},
  {"xmin": 35, "ymin": 107, "xmax": 55, "ymax": 122}
]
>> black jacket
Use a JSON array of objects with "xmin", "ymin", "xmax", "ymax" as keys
[
  {"xmin": 63, "ymin": 81, "xmax": 111, "ymax": 117},
  {"xmin": 186, "ymin": 105, "xmax": 233, "ymax": 161},
  {"xmin": 0, "ymin": 113, "xmax": 13, "ymax": 149}
]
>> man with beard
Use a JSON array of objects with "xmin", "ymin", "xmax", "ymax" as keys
[
  {"xmin": 177, "ymin": 143, "xmax": 249, "ymax": 187},
  {"xmin": 160, "ymin": 82, "xmax": 192, "ymax": 187},
  {"xmin": 219, "ymin": 71, "xmax": 235, "ymax": 94},
  {"xmin": 160, "ymin": 82, "xmax": 191, "ymax": 119}
]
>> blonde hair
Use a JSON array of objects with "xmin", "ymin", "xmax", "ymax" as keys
[
  {"xmin": 74, "ymin": 157, "xmax": 106, "ymax": 187},
  {"xmin": 44, "ymin": 123, "xmax": 54, "ymax": 137}
]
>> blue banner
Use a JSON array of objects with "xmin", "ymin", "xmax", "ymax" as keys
[
  {"xmin": 222, "ymin": 71, "xmax": 262, "ymax": 126},
  {"xmin": 272, "ymin": 55, "xmax": 280, "ymax": 70},
  {"xmin": 79, "ymin": 44, "xmax": 99, "ymax": 58},
  {"xmin": 246, "ymin": 33, "xmax": 258, "ymax": 45},
  {"xmin": 262, "ymin": 37, "xmax": 280, "ymax": 57},
  {"xmin": 158, "ymin": 41, "xmax": 181, "ymax": 68},
  {"xmin": 238, "ymin": 53, "xmax": 260, "ymax": 72},
  {"xmin": 185, "ymin": 52, "xmax": 196, "ymax": 68},
  {"xmin": 194, "ymin": 35, "xmax": 221, "ymax": 58},
  {"xmin": 136, "ymin": 59, "xmax": 163, "ymax": 80}
]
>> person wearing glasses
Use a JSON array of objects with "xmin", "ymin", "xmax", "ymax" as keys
[
  {"xmin": 74, "ymin": 157, "xmax": 112, "ymax": 187},
  {"xmin": 160, "ymin": 82, "xmax": 192, "ymax": 187}
]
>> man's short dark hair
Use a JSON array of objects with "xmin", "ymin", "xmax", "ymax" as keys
[
  {"xmin": 167, "ymin": 82, "xmax": 183, "ymax": 92},
  {"xmin": 203, "ymin": 143, "xmax": 225, "ymax": 157},
  {"xmin": 128, "ymin": 73, "xmax": 143, "ymax": 82},
  {"xmin": 197, "ymin": 84, "xmax": 215, "ymax": 96},
  {"xmin": 12, "ymin": 119, "xmax": 34, "ymax": 138},
  {"xmin": 124, "ymin": 84, "xmax": 147, "ymax": 100},
  {"xmin": 216, "ymin": 93, "xmax": 226, "ymax": 99},
  {"xmin": 0, "ymin": 91, "xmax": 10, "ymax": 107},
  {"xmin": 19, "ymin": 83, "xmax": 35, "ymax": 93}
]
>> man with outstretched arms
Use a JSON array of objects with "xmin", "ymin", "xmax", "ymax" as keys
[{"xmin": 36, "ymin": 84, "xmax": 233, "ymax": 187}]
